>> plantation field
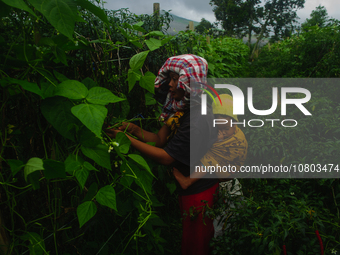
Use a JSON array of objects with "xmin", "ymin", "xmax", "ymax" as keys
[{"xmin": 0, "ymin": 1, "xmax": 339, "ymax": 255}]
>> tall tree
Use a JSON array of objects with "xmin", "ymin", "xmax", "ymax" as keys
[
  {"xmin": 195, "ymin": 18, "xmax": 216, "ymax": 35},
  {"xmin": 301, "ymin": 5, "xmax": 328, "ymax": 29},
  {"xmin": 210, "ymin": 0, "xmax": 256, "ymax": 38},
  {"xmin": 243, "ymin": 0, "xmax": 262, "ymax": 47},
  {"xmin": 210, "ymin": 0, "xmax": 305, "ymax": 57}
]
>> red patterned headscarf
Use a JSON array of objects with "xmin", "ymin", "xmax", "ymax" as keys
[{"xmin": 154, "ymin": 54, "xmax": 208, "ymax": 121}]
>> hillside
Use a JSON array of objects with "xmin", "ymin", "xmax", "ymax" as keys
[
  {"xmin": 163, "ymin": 13, "xmax": 268, "ymax": 46},
  {"xmin": 165, "ymin": 13, "xmax": 200, "ymax": 34}
]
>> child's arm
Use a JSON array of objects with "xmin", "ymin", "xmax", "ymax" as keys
[{"xmin": 172, "ymin": 168, "xmax": 207, "ymax": 190}]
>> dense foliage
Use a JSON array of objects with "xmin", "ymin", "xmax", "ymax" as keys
[
  {"xmin": 211, "ymin": 20, "xmax": 340, "ymax": 254},
  {"xmin": 224, "ymin": 23, "xmax": 340, "ymax": 254},
  {"xmin": 251, "ymin": 26, "xmax": 340, "ymax": 78},
  {"xmin": 0, "ymin": 1, "xmax": 249, "ymax": 254},
  {"xmin": 210, "ymin": 0, "xmax": 305, "ymax": 54},
  {"xmin": 0, "ymin": 0, "xmax": 339, "ymax": 254},
  {"xmin": 300, "ymin": 5, "xmax": 340, "ymax": 31},
  {"xmin": 195, "ymin": 18, "xmax": 216, "ymax": 35},
  {"xmin": 212, "ymin": 178, "xmax": 340, "ymax": 255},
  {"xmin": 209, "ymin": 80, "xmax": 340, "ymax": 254}
]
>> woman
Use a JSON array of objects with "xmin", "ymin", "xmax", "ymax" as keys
[{"xmin": 107, "ymin": 54, "xmax": 218, "ymax": 255}]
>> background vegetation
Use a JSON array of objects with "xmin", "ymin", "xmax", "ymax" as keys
[{"xmin": 0, "ymin": 0, "xmax": 339, "ymax": 254}]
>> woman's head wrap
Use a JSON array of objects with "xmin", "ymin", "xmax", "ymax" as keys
[{"xmin": 154, "ymin": 54, "xmax": 208, "ymax": 121}]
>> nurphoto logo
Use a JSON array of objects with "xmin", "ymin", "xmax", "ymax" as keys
[{"xmin": 201, "ymin": 84, "xmax": 312, "ymax": 128}]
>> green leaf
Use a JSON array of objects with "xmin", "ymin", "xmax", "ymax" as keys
[
  {"xmin": 41, "ymin": 97, "xmax": 80, "ymax": 141},
  {"xmin": 75, "ymin": 165, "xmax": 89, "ymax": 189},
  {"xmin": 96, "ymin": 185, "xmax": 117, "ymax": 211},
  {"xmin": 86, "ymin": 87, "xmax": 125, "ymax": 105},
  {"xmin": 77, "ymin": 201, "xmax": 97, "ymax": 228},
  {"xmin": 24, "ymin": 157, "xmax": 44, "ymax": 181},
  {"xmin": 79, "ymin": 126, "xmax": 101, "ymax": 147},
  {"xmin": 53, "ymin": 46, "xmax": 68, "ymax": 66},
  {"xmin": 132, "ymin": 162, "xmax": 153, "ymax": 195},
  {"xmin": 40, "ymin": 81, "xmax": 55, "ymax": 98},
  {"xmin": 145, "ymin": 92, "xmax": 156, "ymax": 105},
  {"xmin": 129, "ymin": 39, "xmax": 143, "ymax": 49},
  {"xmin": 111, "ymin": 93, "xmax": 130, "ymax": 119},
  {"xmin": 82, "ymin": 182, "xmax": 98, "ymax": 202},
  {"xmin": 64, "ymin": 154, "xmax": 83, "ymax": 174},
  {"xmin": 128, "ymin": 154, "xmax": 154, "ymax": 177},
  {"xmin": 81, "ymin": 77, "xmax": 97, "ymax": 90},
  {"xmin": 71, "ymin": 103, "xmax": 107, "ymax": 138},
  {"xmin": 284, "ymin": 229, "xmax": 289, "ymax": 239},
  {"xmin": 127, "ymin": 69, "xmax": 141, "ymax": 92},
  {"xmin": 117, "ymin": 27, "xmax": 130, "ymax": 40},
  {"xmin": 145, "ymin": 38, "xmax": 162, "ymax": 51},
  {"xmin": 149, "ymin": 195, "xmax": 164, "ymax": 207},
  {"xmin": 51, "ymin": 34, "xmax": 70, "ymax": 48},
  {"xmin": 39, "ymin": 70, "xmax": 58, "ymax": 98},
  {"xmin": 140, "ymin": 72, "xmax": 156, "ymax": 94},
  {"xmin": 132, "ymin": 21, "xmax": 146, "ymax": 33},
  {"xmin": 120, "ymin": 162, "xmax": 134, "ymax": 187},
  {"xmin": 75, "ymin": 15, "xmax": 86, "ymax": 23},
  {"xmin": 43, "ymin": 160, "xmax": 66, "ymax": 179},
  {"xmin": 2, "ymin": 0, "xmax": 37, "ymax": 18},
  {"xmin": 38, "ymin": 69, "xmax": 58, "ymax": 87},
  {"xmin": 115, "ymin": 132, "xmax": 131, "ymax": 154},
  {"xmin": 76, "ymin": 0, "xmax": 108, "ymax": 24},
  {"xmin": 54, "ymin": 80, "xmax": 88, "ymax": 99},
  {"xmin": 83, "ymin": 161, "xmax": 98, "ymax": 172},
  {"xmin": 20, "ymin": 232, "xmax": 45, "ymax": 255},
  {"xmin": 166, "ymin": 182, "xmax": 177, "ymax": 195},
  {"xmin": 147, "ymin": 31, "xmax": 164, "ymax": 37},
  {"xmin": 0, "ymin": 2, "xmax": 11, "ymax": 18},
  {"xmin": 129, "ymin": 51, "xmax": 149, "ymax": 70},
  {"xmin": 7, "ymin": 159, "xmax": 24, "ymax": 177},
  {"xmin": 66, "ymin": 159, "xmax": 97, "ymax": 189},
  {"xmin": 28, "ymin": 171, "xmax": 41, "ymax": 190},
  {"xmin": 161, "ymin": 36, "xmax": 172, "ymax": 46},
  {"xmin": 7, "ymin": 78, "xmax": 44, "ymax": 98},
  {"xmin": 208, "ymin": 62, "xmax": 215, "ymax": 73},
  {"xmin": 28, "ymin": 0, "xmax": 77, "ymax": 40},
  {"xmin": 133, "ymin": 26, "xmax": 146, "ymax": 33},
  {"xmin": 122, "ymin": 22, "xmax": 133, "ymax": 30},
  {"xmin": 81, "ymin": 144, "xmax": 112, "ymax": 170},
  {"xmin": 146, "ymin": 142, "xmax": 156, "ymax": 146},
  {"xmin": 38, "ymin": 37, "xmax": 56, "ymax": 47},
  {"xmin": 53, "ymin": 70, "xmax": 68, "ymax": 82},
  {"xmin": 134, "ymin": 21, "xmax": 144, "ymax": 27}
]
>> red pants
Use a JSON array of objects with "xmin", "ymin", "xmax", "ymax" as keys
[{"xmin": 178, "ymin": 183, "xmax": 219, "ymax": 255}]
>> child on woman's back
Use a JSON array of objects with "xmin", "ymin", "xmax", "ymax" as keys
[{"xmin": 173, "ymin": 94, "xmax": 248, "ymax": 189}]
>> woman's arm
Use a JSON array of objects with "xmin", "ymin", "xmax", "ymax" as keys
[
  {"xmin": 173, "ymin": 168, "xmax": 207, "ymax": 190},
  {"xmin": 128, "ymin": 135, "xmax": 175, "ymax": 165},
  {"xmin": 105, "ymin": 124, "xmax": 174, "ymax": 165},
  {"xmin": 117, "ymin": 122, "xmax": 169, "ymax": 148}
]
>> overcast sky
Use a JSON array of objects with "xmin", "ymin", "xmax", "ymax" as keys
[{"xmin": 104, "ymin": 0, "xmax": 340, "ymax": 25}]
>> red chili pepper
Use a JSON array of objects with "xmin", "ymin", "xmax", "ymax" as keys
[
  {"xmin": 315, "ymin": 230, "xmax": 324, "ymax": 255},
  {"xmin": 283, "ymin": 244, "xmax": 287, "ymax": 255}
]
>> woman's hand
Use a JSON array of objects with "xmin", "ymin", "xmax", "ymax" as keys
[
  {"xmin": 117, "ymin": 122, "xmax": 138, "ymax": 134},
  {"xmin": 105, "ymin": 122, "xmax": 138, "ymax": 139},
  {"xmin": 105, "ymin": 128, "xmax": 121, "ymax": 139},
  {"xmin": 173, "ymin": 168, "xmax": 191, "ymax": 190}
]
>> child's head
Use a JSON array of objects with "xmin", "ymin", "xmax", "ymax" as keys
[{"xmin": 212, "ymin": 94, "xmax": 238, "ymax": 132}]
